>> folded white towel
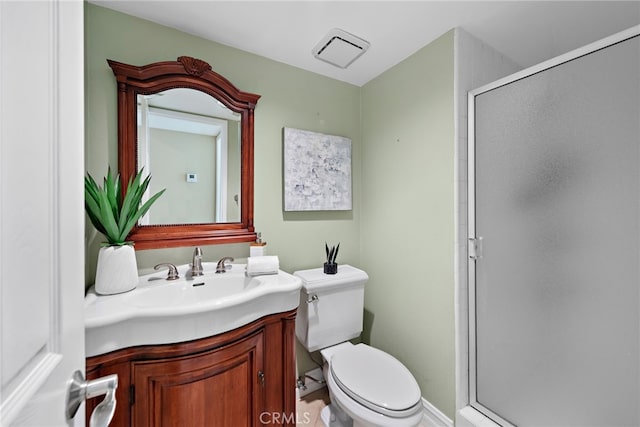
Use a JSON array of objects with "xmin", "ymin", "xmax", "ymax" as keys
[{"xmin": 246, "ymin": 255, "xmax": 280, "ymax": 276}]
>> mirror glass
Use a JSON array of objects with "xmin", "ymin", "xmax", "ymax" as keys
[{"xmin": 137, "ymin": 89, "xmax": 241, "ymax": 225}]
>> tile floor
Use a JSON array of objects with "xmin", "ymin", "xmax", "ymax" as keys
[
  {"xmin": 295, "ymin": 387, "xmax": 432, "ymax": 427},
  {"xmin": 296, "ymin": 388, "xmax": 331, "ymax": 426}
]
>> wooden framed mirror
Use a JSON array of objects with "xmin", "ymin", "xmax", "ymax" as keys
[{"xmin": 108, "ymin": 56, "xmax": 260, "ymax": 249}]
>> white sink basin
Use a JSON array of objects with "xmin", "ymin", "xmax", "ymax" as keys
[
  {"xmin": 123, "ymin": 272, "xmax": 262, "ymax": 309},
  {"xmin": 85, "ymin": 263, "xmax": 302, "ymax": 357}
]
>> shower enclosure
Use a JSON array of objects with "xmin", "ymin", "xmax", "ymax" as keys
[{"xmin": 468, "ymin": 28, "xmax": 639, "ymax": 425}]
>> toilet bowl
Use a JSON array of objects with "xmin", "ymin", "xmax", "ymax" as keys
[
  {"xmin": 320, "ymin": 342, "xmax": 423, "ymax": 427},
  {"xmin": 293, "ymin": 265, "xmax": 423, "ymax": 427}
]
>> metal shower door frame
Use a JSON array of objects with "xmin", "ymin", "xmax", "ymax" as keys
[{"xmin": 466, "ymin": 25, "xmax": 640, "ymax": 427}]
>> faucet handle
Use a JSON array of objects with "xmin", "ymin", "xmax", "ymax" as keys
[
  {"xmin": 215, "ymin": 256, "xmax": 235, "ymax": 273},
  {"xmin": 154, "ymin": 263, "xmax": 180, "ymax": 280}
]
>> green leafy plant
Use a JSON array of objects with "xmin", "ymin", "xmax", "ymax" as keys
[
  {"xmin": 85, "ymin": 168, "xmax": 165, "ymax": 246},
  {"xmin": 325, "ymin": 242, "xmax": 340, "ymax": 265}
]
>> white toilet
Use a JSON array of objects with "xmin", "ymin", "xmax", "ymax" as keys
[{"xmin": 294, "ymin": 265, "xmax": 423, "ymax": 427}]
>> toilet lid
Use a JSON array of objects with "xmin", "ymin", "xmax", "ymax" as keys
[{"xmin": 330, "ymin": 344, "xmax": 421, "ymax": 414}]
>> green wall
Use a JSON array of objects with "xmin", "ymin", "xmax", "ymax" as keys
[
  {"xmin": 361, "ymin": 31, "xmax": 455, "ymax": 418},
  {"xmin": 85, "ymin": 3, "xmax": 362, "ymax": 278},
  {"xmin": 85, "ymin": 3, "xmax": 455, "ymax": 420},
  {"xmin": 148, "ymin": 129, "xmax": 216, "ymax": 224}
]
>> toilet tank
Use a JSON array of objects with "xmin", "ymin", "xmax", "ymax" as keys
[{"xmin": 293, "ymin": 265, "xmax": 369, "ymax": 352}]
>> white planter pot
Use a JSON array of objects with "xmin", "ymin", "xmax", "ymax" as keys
[{"xmin": 95, "ymin": 244, "xmax": 138, "ymax": 295}]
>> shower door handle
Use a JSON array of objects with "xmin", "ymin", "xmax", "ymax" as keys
[{"xmin": 469, "ymin": 237, "xmax": 484, "ymax": 260}]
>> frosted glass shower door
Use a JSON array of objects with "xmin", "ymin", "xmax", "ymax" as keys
[{"xmin": 470, "ymin": 33, "xmax": 639, "ymax": 426}]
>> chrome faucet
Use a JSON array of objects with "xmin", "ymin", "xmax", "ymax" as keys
[
  {"xmin": 191, "ymin": 247, "xmax": 204, "ymax": 276},
  {"xmin": 216, "ymin": 256, "xmax": 234, "ymax": 274}
]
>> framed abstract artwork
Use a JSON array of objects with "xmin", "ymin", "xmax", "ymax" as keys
[{"xmin": 283, "ymin": 127, "xmax": 352, "ymax": 211}]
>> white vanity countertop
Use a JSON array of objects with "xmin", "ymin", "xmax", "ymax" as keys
[{"xmin": 85, "ymin": 263, "xmax": 301, "ymax": 357}]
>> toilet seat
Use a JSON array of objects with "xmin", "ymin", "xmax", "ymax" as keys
[{"xmin": 329, "ymin": 344, "xmax": 422, "ymax": 418}]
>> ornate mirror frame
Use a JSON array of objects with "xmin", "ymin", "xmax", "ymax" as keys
[{"xmin": 108, "ymin": 56, "xmax": 260, "ymax": 249}]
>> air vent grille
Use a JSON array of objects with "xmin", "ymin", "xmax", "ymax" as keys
[{"xmin": 312, "ymin": 28, "xmax": 370, "ymax": 68}]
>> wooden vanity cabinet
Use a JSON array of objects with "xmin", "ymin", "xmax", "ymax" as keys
[{"xmin": 86, "ymin": 309, "xmax": 297, "ymax": 427}]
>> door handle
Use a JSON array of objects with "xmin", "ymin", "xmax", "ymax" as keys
[{"xmin": 66, "ymin": 370, "xmax": 118, "ymax": 427}]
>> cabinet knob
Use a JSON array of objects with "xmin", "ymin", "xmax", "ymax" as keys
[{"xmin": 258, "ymin": 370, "xmax": 265, "ymax": 387}]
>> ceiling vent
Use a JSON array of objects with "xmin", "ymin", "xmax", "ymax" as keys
[{"xmin": 312, "ymin": 28, "xmax": 370, "ymax": 69}]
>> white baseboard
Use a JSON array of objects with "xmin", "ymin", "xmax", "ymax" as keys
[{"xmin": 421, "ymin": 398, "xmax": 453, "ymax": 427}]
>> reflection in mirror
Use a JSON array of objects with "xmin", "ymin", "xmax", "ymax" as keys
[{"xmin": 137, "ymin": 89, "xmax": 241, "ymax": 225}]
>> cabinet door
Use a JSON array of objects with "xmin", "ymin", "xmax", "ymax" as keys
[{"xmin": 133, "ymin": 331, "xmax": 265, "ymax": 427}]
